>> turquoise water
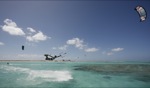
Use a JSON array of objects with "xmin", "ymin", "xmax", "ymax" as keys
[{"xmin": 0, "ymin": 61, "xmax": 150, "ymax": 87}]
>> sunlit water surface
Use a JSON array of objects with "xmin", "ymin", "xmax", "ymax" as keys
[{"xmin": 0, "ymin": 61, "xmax": 150, "ymax": 87}]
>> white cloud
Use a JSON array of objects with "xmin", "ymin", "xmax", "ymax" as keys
[
  {"xmin": 111, "ymin": 48, "xmax": 124, "ymax": 52},
  {"xmin": 17, "ymin": 54, "xmax": 43, "ymax": 60},
  {"xmin": 66, "ymin": 38, "xmax": 85, "ymax": 49},
  {"xmin": 1, "ymin": 19, "xmax": 25, "ymax": 36},
  {"xmin": 102, "ymin": 51, "xmax": 113, "ymax": 56},
  {"xmin": 52, "ymin": 47, "xmax": 57, "ymax": 50},
  {"xmin": 0, "ymin": 42, "xmax": 4, "ymax": 45},
  {"xmin": 1, "ymin": 54, "xmax": 44, "ymax": 60},
  {"xmin": 52, "ymin": 45, "xmax": 68, "ymax": 51},
  {"xmin": 27, "ymin": 27, "xmax": 36, "ymax": 33},
  {"xmin": 107, "ymin": 52, "xmax": 113, "ymax": 56},
  {"xmin": 4, "ymin": 19, "xmax": 17, "ymax": 26},
  {"xmin": 104, "ymin": 47, "xmax": 124, "ymax": 56},
  {"xmin": 0, "ymin": 19, "xmax": 50, "ymax": 43},
  {"xmin": 85, "ymin": 48, "xmax": 99, "ymax": 52},
  {"xmin": 58, "ymin": 45, "xmax": 68, "ymax": 50},
  {"xmin": 66, "ymin": 38, "xmax": 98, "ymax": 52},
  {"xmin": 26, "ymin": 31, "xmax": 50, "ymax": 42}
]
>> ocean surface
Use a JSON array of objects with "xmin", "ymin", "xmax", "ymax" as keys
[{"xmin": 0, "ymin": 61, "xmax": 150, "ymax": 87}]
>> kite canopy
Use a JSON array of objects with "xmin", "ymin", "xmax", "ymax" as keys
[
  {"xmin": 135, "ymin": 6, "xmax": 147, "ymax": 22},
  {"xmin": 22, "ymin": 45, "xmax": 24, "ymax": 50}
]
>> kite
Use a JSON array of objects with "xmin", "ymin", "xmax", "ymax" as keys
[
  {"xmin": 135, "ymin": 6, "xmax": 147, "ymax": 22},
  {"xmin": 22, "ymin": 45, "xmax": 24, "ymax": 50}
]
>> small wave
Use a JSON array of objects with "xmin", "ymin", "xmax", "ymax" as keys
[
  {"xmin": 0, "ymin": 65, "xmax": 30, "ymax": 73},
  {"xmin": 9, "ymin": 64, "xmax": 22, "ymax": 66},
  {"xmin": 27, "ymin": 70, "xmax": 73, "ymax": 82},
  {"xmin": 0, "ymin": 65, "xmax": 73, "ymax": 83}
]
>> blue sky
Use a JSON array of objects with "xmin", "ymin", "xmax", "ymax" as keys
[{"xmin": 0, "ymin": 1, "xmax": 150, "ymax": 61}]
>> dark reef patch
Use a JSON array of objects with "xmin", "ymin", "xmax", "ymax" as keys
[
  {"xmin": 74, "ymin": 64, "xmax": 150, "ymax": 82},
  {"xmin": 103, "ymin": 75, "xmax": 112, "ymax": 80}
]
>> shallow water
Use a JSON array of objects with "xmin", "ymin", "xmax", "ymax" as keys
[{"xmin": 0, "ymin": 61, "xmax": 150, "ymax": 87}]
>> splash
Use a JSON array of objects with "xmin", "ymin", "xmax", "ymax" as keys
[
  {"xmin": 0, "ymin": 65, "xmax": 30, "ymax": 72},
  {"xmin": 27, "ymin": 70, "xmax": 72, "ymax": 82},
  {"xmin": 0, "ymin": 65, "xmax": 73, "ymax": 84}
]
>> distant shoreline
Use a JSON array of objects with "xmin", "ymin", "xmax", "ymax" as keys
[
  {"xmin": 0, "ymin": 60, "xmax": 74, "ymax": 62},
  {"xmin": 0, "ymin": 60, "xmax": 48, "ymax": 62},
  {"xmin": 0, "ymin": 60, "xmax": 149, "ymax": 63}
]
